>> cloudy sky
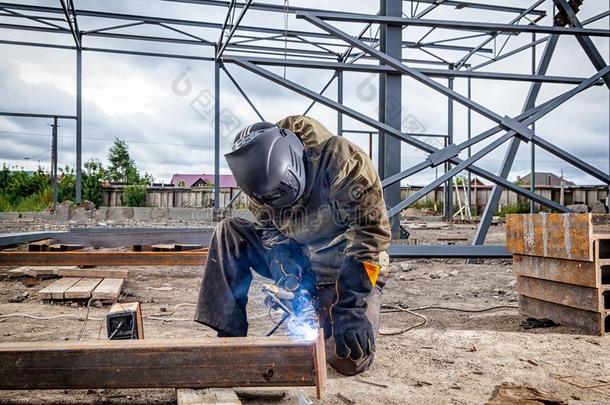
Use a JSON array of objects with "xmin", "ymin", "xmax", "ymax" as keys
[{"xmin": 0, "ymin": 0, "xmax": 608, "ymax": 186}]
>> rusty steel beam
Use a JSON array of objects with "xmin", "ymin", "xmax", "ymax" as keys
[
  {"xmin": 0, "ymin": 250, "xmax": 208, "ymax": 266},
  {"xmin": 0, "ymin": 333, "xmax": 327, "ymax": 398}
]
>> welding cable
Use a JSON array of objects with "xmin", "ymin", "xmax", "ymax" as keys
[
  {"xmin": 382, "ymin": 304, "xmax": 519, "ymax": 313},
  {"xmin": 266, "ymin": 311, "xmax": 290, "ymax": 336},
  {"xmin": 379, "ymin": 304, "xmax": 519, "ymax": 335},
  {"xmin": 379, "ymin": 304, "xmax": 428, "ymax": 336},
  {"xmin": 0, "ymin": 313, "xmax": 104, "ymax": 321}
]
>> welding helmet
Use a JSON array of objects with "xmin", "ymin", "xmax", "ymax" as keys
[{"xmin": 225, "ymin": 122, "xmax": 306, "ymax": 207}]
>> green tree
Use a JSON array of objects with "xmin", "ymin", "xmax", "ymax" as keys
[
  {"xmin": 108, "ymin": 138, "xmax": 142, "ymax": 184},
  {"xmin": 57, "ymin": 166, "xmax": 75, "ymax": 203},
  {"xmin": 82, "ymin": 159, "xmax": 108, "ymax": 207},
  {"xmin": 123, "ymin": 185, "xmax": 147, "ymax": 207},
  {"xmin": 0, "ymin": 164, "xmax": 12, "ymax": 192}
]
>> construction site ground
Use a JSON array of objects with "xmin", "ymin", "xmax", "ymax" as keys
[{"xmin": 1, "ymin": 217, "xmax": 609, "ymax": 404}]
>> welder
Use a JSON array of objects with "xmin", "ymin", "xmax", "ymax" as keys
[{"xmin": 195, "ymin": 115, "xmax": 391, "ymax": 376}]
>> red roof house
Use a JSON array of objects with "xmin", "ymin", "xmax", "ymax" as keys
[{"xmin": 170, "ymin": 174, "xmax": 237, "ymax": 188}]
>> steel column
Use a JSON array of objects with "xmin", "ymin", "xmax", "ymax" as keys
[
  {"xmin": 214, "ymin": 60, "xmax": 220, "ymax": 211},
  {"xmin": 75, "ymin": 37, "xmax": 82, "ymax": 205},
  {"xmin": 379, "ymin": 0, "xmax": 402, "ymax": 237},
  {"xmin": 337, "ymin": 69, "xmax": 343, "ymax": 136},
  {"xmin": 444, "ymin": 72, "xmax": 454, "ymax": 220},
  {"xmin": 51, "ymin": 117, "xmax": 58, "ymax": 211}
]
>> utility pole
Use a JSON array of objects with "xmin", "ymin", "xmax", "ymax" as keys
[{"xmin": 51, "ymin": 117, "xmax": 59, "ymax": 211}]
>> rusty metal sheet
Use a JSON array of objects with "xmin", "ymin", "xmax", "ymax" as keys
[
  {"xmin": 519, "ymin": 295, "xmax": 603, "ymax": 335},
  {"xmin": 516, "ymin": 275, "xmax": 601, "ymax": 312},
  {"xmin": 513, "ymin": 254, "xmax": 598, "ymax": 288},
  {"xmin": 506, "ymin": 213, "xmax": 593, "ymax": 261}
]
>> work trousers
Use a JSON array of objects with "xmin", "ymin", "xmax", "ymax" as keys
[{"xmin": 195, "ymin": 217, "xmax": 382, "ymax": 376}]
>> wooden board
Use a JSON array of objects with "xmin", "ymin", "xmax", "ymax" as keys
[
  {"xmin": 56, "ymin": 267, "xmax": 129, "ymax": 279},
  {"xmin": 519, "ymin": 295, "xmax": 603, "ymax": 335},
  {"xmin": 516, "ymin": 275, "xmax": 600, "ymax": 312},
  {"xmin": 92, "ymin": 278, "xmax": 125, "ymax": 300},
  {"xmin": 506, "ymin": 213, "xmax": 593, "ymax": 261},
  {"xmin": 513, "ymin": 254, "xmax": 598, "ymax": 288},
  {"xmin": 0, "ymin": 250, "xmax": 208, "ymax": 267},
  {"xmin": 64, "ymin": 277, "xmax": 103, "ymax": 299},
  {"xmin": 176, "ymin": 389, "xmax": 242, "ymax": 405},
  {"xmin": 0, "ymin": 334, "xmax": 326, "ymax": 398},
  {"xmin": 38, "ymin": 277, "xmax": 82, "ymax": 300}
]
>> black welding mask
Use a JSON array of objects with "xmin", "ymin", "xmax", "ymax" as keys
[{"xmin": 225, "ymin": 122, "xmax": 306, "ymax": 208}]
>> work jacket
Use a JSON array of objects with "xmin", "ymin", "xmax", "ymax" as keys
[{"xmin": 248, "ymin": 115, "xmax": 391, "ymax": 283}]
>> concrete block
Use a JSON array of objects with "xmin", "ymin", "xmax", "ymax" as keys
[
  {"xmin": 105, "ymin": 207, "xmax": 134, "ymax": 221},
  {"xmin": 0, "ymin": 212, "xmax": 21, "ymax": 221},
  {"xmin": 132, "ymin": 207, "xmax": 153, "ymax": 221},
  {"xmin": 69, "ymin": 207, "xmax": 94, "ymax": 221},
  {"xmin": 150, "ymin": 207, "xmax": 169, "ymax": 220}
]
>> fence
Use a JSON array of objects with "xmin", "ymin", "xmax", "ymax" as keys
[{"xmin": 101, "ymin": 184, "xmax": 609, "ymax": 214}]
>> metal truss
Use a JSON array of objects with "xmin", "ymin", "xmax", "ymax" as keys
[{"xmin": 0, "ymin": 0, "xmax": 609, "ymax": 257}]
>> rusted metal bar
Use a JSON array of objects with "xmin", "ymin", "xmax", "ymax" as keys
[
  {"xmin": 0, "ymin": 332, "xmax": 326, "ymax": 398},
  {"xmin": 0, "ymin": 250, "xmax": 208, "ymax": 266}
]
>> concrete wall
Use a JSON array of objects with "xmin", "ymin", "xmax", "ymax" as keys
[{"xmin": 0, "ymin": 207, "xmax": 253, "ymax": 223}]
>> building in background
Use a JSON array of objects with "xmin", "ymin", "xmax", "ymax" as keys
[
  {"xmin": 170, "ymin": 174, "xmax": 237, "ymax": 189},
  {"xmin": 516, "ymin": 172, "xmax": 575, "ymax": 187}
]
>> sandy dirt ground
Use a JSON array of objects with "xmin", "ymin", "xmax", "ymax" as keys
[{"xmin": 0, "ymin": 218, "xmax": 609, "ymax": 404}]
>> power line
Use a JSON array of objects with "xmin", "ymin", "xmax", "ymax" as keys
[{"xmin": 0, "ymin": 129, "xmax": 213, "ymax": 149}]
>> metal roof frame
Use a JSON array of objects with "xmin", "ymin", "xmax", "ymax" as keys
[{"xmin": 0, "ymin": 0, "xmax": 608, "ymax": 257}]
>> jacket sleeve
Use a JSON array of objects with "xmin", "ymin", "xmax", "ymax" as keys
[
  {"xmin": 247, "ymin": 197, "xmax": 291, "ymax": 248},
  {"xmin": 327, "ymin": 144, "xmax": 391, "ymax": 276}
]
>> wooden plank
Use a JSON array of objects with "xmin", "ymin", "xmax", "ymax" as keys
[
  {"xmin": 49, "ymin": 243, "xmax": 84, "ymax": 251},
  {"xmin": 506, "ymin": 213, "xmax": 593, "ymax": 261},
  {"xmin": 516, "ymin": 275, "xmax": 601, "ymax": 312},
  {"xmin": 176, "ymin": 389, "xmax": 242, "ymax": 405},
  {"xmin": 28, "ymin": 239, "xmax": 52, "ymax": 251},
  {"xmin": 519, "ymin": 295, "xmax": 602, "ymax": 335},
  {"xmin": 8, "ymin": 266, "xmax": 80, "ymax": 278},
  {"xmin": 0, "ymin": 335, "xmax": 326, "ymax": 397},
  {"xmin": 0, "ymin": 250, "xmax": 208, "ymax": 266},
  {"xmin": 38, "ymin": 277, "xmax": 82, "ymax": 300},
  {"xmin": 513, "ymin": 254, "xmax": 598, "ymax": 288},
  {"xmin": 64, "ymin": 277, "xmax": 103, "ymax": 299},
  {"xmin": 56, "ymin": 267, "xmax": 129, "ymax": 279},
  {"xmin": 92, "ymin": 278, "xmax": 125, "ymax": 301}
]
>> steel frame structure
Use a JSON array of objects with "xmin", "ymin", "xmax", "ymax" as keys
[{"xmin": 0, "ymin": 0, "xmax": 609, "ymax": 255}]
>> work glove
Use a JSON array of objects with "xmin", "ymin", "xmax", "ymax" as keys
[
  {"xmin": 327, "ymin": 256, "xmax": 379, "ymax": 360},
  {"xmin": 267, "ymin": 242, "xmax": 314, "ymax": 293}
]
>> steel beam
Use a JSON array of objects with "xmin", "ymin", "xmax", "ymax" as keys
[
  {"xmin": 388, "ymin": 244, "xmax": 510, "ymax": 259},
  {"xmin": 222, "ymin": 55, "xmax": 602, "ymax": 85},
  {"xmin": 0, "ymin": 250, "xmax": 208, "ymax": 266},
  {"xmin": 221, "ymin": 64, "xmax": 265, "ymax": 121},
  {"xmin": 58, "ymin": 0, "xmax": 80, "ymax": 48},
  {"xmin": 0, "ymin": 111, "xmax": 77, "ymax": 119},
  {"xmin": 308, "ymin": 12, "xmax": 610, "ymax": 37},
  {"xmin": 473, "ymin": 35, "xmax": 559, "ymax": 246},
  {"xmin": 229, "ymin": 59, "xmax": 567, "ymax": 212},
  {"xmin": 0, "ymin": 334, "xmax": 326, "ymax": 399},
  {"xmin": 301, "ymin": 14, "xmax": 610, "ymax": 185},
  {"xmin": 216, "ymin": 0, "xmax": 253, "ymax": 60},
  {"xmin": 554, "ymin": 0, "xmax": 610, "ymax": 89}
]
